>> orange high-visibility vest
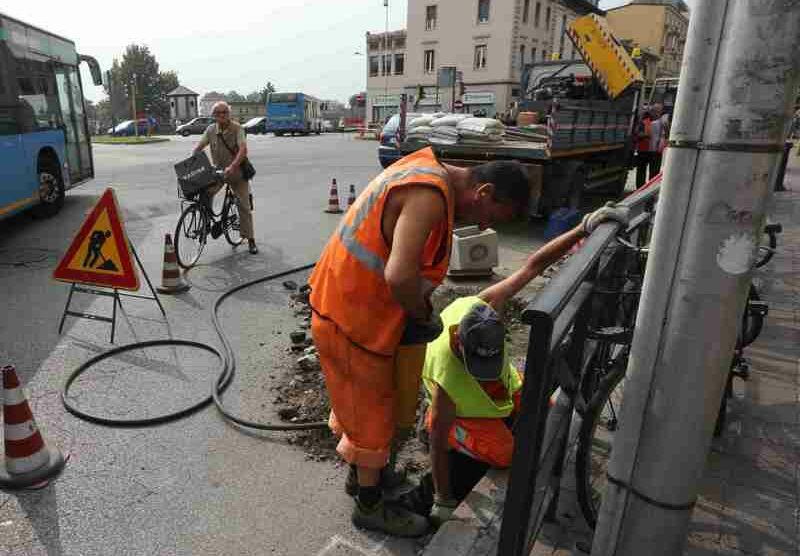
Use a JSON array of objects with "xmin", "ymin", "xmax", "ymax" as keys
[{"xmin": 310, "ymin": 147, "xmax": 454, "ymax": 356}]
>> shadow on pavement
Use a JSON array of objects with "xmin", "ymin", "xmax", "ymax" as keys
[{"xmin": 13, "ymin": 482, "xmax": 65, "ymax": 556}]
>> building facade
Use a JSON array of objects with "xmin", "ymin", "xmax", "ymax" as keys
[
  {"xmin": 199, "ymin": 92, "xmax": 226, "ymax": 116},
  {"xmin": 365, "ymin": 0, "xmax": 599, "ymax": 123},
  {"xmin": 606, "ymin": 0, "xmax": 689, "ymax": 78},
  {"xmin": 365, "ymin": 30, "xmax": 408, "ymax": 123},
  {"xmin": 167, "ymin": 85, "xmax": 199, "ymax": 125},
  {"xmin": 229, "ymin": 101, "xmax": 266, "ymax": 123}
]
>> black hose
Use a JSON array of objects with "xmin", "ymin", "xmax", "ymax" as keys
[{"xmin": 62, "ymin": 262, "xmax": 329, "ymax": 431}]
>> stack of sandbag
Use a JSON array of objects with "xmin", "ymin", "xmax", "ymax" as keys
[
  {"xmin": 456, "ymin": 117, "xmax": 505, "ymax": 144},
  {"xmin": 429, "ymin": 114, "xmax": 472, "ymax": 145},
  {"xmin": 407, "ymin": 115, "xmax": 436, "ymax": 141}
]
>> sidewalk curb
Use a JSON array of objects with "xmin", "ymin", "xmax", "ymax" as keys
[{"xmin": 422, "ymin": 469, "xmax": 508, "ymax": 556}]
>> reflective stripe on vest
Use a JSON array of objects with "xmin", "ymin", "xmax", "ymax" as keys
[{"xmin": 337, "ymin": 166, "xmax": 449, "ymax": 274}]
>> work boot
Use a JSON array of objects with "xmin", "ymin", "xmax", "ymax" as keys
[
  {"xmin": 345, "ymin": 465, "xmax": 408, "ymax": 497},
  {"xmin": 351, "ymin": 498, "xmax": 429, "ymax": 538},
  {"xmin": 248, "ymin": 239, "xmax": 258, "ymax": 254}
]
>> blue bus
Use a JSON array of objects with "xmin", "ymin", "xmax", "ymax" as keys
[
  {"xmin": 0, "ymin": 12, "xmax": 102, "ymax": 220},
  {"xmin": 265, "ymin": 92, "xmax": 323, "ymax": 136}
]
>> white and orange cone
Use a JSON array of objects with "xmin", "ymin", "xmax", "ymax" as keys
[
  {"xmin": 157, "ymin": 234, "xmax": 190, "ymax": 294},
  {"xmin": 0, "ymin": 365, "xmax": 66, "ymax": 489},
  {"xmin": 324, "ymin": 178, "xmax": 343, "ymax": 214},
  {"xmin": 347, "ymin": 184, "xmax": 357, "ymax": 207}
]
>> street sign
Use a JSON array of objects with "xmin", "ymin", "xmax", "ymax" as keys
[
  {"xmin": 53, "ymin": 188, "xmax": 139, "ymax": 291},
  {"xmin": 454, "ymin": 99, "xmax": 464, "ymax": 110}
]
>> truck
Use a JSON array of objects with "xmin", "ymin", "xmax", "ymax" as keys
[{"xmin": 399, "ymin": 13, "xmax": 645, "ymax": 216}]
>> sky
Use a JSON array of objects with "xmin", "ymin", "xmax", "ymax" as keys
[{"xmin": 4, "ymin": 0, "xmax": 692, "ymax": 104}]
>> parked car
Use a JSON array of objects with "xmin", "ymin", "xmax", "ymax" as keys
[
  {"xmin": 378, "ymin": 113, "xmax": 422, "ymax": 168},
  {"xmin": 110, "ymin": 118, "xmax": 157, "ymax": 137},
  {"xmin": 243, "ymin": 116, "xmax": 267, "ymax": 135},
  {"xmin": 176, "ymin": 116, "xmax": 214, "ymax": 137}
]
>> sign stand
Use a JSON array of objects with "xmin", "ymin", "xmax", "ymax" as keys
[{"xmin": 57, "ymin": 242, "xmax": 165, "ymax": 344}]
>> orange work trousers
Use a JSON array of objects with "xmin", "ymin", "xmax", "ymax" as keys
[
  {"xmin": 311, "ymin": 314, "xmax": 396, "ymax": 469},
  {"xmin": 425, "ymin": 389, "xmax": 522, "ymax": 468}
]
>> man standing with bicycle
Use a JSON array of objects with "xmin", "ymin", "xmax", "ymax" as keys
[{"xmin": 192, "ymin": 101, "xmax": 258, "ymax": 254}]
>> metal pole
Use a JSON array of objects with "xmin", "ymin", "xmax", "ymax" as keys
[
  {"xmin": 131, "ymin": 73, "xmax": 138, "ymax": 137},
  {"xmin": 384, "ymin": 0, "xmax": 390, "ymax": 121},
  {"xmin": 591, "ymin": 2, "xmax": 800, "ymax": 555}
]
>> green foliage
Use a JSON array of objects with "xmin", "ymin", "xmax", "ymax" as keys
[{"xmin": 103, "ymin": 44, "xmax": 179, "ymax": 123}]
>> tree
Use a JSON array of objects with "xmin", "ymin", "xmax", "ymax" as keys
[
  {"xmin": 103, "ymin": 44, "xmax": 179, "ymax": 123},
  {"xmin": 226, "ymin": 90, "xmax": 245, "ymax": 102}
]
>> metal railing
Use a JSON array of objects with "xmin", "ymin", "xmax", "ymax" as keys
[{"xmin": 497, "ymin": 179, "xmax": 661, "ymax": 556}]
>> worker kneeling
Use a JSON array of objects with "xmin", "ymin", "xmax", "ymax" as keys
[{"xmin": 408, "ymin": 202, "xmax": 630, "ymax": 526}]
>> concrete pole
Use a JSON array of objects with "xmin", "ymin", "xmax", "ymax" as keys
[{"xmin": 591, "ymin": 2, "xmax": 800, "ymax": 555}]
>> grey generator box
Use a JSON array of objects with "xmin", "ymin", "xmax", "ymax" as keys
[{"xmin": 448, "ymin": 226, "xmax": 499, "ymax": 277}]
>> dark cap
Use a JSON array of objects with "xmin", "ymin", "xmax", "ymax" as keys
[{"xmin": 458, "ymin": 303, "xmax": 505, "ymax": 381}]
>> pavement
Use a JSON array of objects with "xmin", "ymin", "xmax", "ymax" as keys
[
  {"xmin": 423, "ymin": 150, "xmax": 800, "ymax": 556},
  {"xmin": 0, "ymin": 134, "xmax": 431, "ymax": 556}
]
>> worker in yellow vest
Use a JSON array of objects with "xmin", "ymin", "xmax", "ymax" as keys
[
  {"xmin": 310, "ymin": 147, "xmax": 532, "ymax": 537},
  {"xmin": 410, "ymin": 203, "xmax": 630, "ymax": 526}
]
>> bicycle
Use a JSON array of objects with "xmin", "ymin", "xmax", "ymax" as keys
[
  {"xmin": 574, "ymin": 221, "xmax": 781, "ymax": 528},
  {"xmin": 174, "ymin": 169, "xmax": 243, "ymax": 269},
  {"xmin": 714, "ymin": 221, "xmax": 781, "ymax": 436}
]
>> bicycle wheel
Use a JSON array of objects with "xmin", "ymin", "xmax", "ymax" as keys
[
  {"xmin": 223, "ymin": 194, "xmax": 243, "ymax": 246},
  {"xmin": 575, "ymin": 357, "xmax": 627, "ymax": 529},
  {"xmin": 174, "ymin": 203, "xmax": 207, "ymax": 269}
]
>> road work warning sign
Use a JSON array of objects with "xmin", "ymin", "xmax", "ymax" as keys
[{"xmin": 53, "ymin": 188, "xmax": 140, "ymax": 291}]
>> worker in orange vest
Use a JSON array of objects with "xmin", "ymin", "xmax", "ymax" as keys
[{"xmin": 309, "ymin": 146, "xmax": 530, "ymax": 536}]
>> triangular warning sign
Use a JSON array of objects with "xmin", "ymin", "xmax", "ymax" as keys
[{"xmin": 53, "ymin": 188, "xmax": 140, "ymax": 291}]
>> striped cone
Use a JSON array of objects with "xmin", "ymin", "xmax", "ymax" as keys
[
  {"xmin": 347, "ymin": 184, "xmax": 357, "ymax": 207},
  {"xmin": 157, "ymin": 234, "xmax": 190, "ymax": 294},
  {"xmin": 324, "ymin": 178, "xmax": 343, "ymax": 214},
  {"xmin": 0, "ymin": 365, "xmax": 66, "ymax": 489}
]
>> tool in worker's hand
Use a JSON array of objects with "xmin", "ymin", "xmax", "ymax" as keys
[{"xmin": 400, "ymin": 314, "xmax": 444, "ymax": 345}]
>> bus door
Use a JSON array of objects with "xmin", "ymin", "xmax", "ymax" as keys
[
  {"xmin": 0, "ymin": 107, "xmax": 33, "ymax": 214},
  {"xmin": 54, "ymin": 64, "xmax": 92, "ymax": 184}
]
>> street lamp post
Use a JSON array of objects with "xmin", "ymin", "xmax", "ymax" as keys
[{"xmin": 130, "ymin": 72, "xmax": 138, "ymax": 137}]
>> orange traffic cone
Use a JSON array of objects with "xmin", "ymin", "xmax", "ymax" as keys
[
  {"xmin": 324, "ymin": 179, "xmax": 343, "ymax": 214},
  {"xmin": 0, "ymin": 366, "xmax": 66, "ymax": 489},
  {"xmin": 347, "ymin": 184, "xmax": 357, "ymax": 207},
  {"xmin": 157, "ymin": 234, "xmax": 190, "ymax": 294}
]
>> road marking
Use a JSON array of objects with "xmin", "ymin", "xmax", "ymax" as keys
[{"xmin": 316, "ymin": 534, "xmax": 388, "ymax": 556}]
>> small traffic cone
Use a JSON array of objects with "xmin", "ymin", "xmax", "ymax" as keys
[
  {"xmin": 156, "ymin": 234, "xmax": 190, "ymax": 294},
  {"xmin": 0, "ymin": 366, "xmax": 66, "ymax": 489},
  {"xmin": 347, "ymin": 184, "xmax": 357, "ymax": 207},
  {"xmin": 324, "ymin": 179, "xmax": 343, "ymax": 214}
]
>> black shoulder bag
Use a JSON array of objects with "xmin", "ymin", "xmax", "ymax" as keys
[{"xmin": 217, "ymin": 131, "xmax": 256, "ymax": 181}]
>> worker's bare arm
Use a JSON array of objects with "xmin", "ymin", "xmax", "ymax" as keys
[
  {"xmin": 479, "ymin": 225, "xmax": 585, "ymax": 311},
  {"xmin": 384, "ymin": 186, "xmax": 447, "ymax": 320}
]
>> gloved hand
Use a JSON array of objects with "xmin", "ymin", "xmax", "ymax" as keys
[
  {"xmin": 400, "ymin": 313, "xmax": 444, "ymax": 345},
  {"xmin": 582, "ymin": 202, "xmax": 631, "ymax": 235},
  {"xmin": 429, "ymin": 495, "xmax": 459, "ymax": 527}
]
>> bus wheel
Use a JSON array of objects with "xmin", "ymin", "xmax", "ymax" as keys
[{"xmin": 33, "ymin": 156, "xmax": 65, "ymax": 218}]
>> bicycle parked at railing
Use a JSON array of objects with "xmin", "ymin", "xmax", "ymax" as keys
[
  {"xmin": 173, "ymin": 167, "xmax": 243, "ymax": 269},
  {"xmin": 575, "ymin": 222, "xmax": 781, "ymax": 528}
]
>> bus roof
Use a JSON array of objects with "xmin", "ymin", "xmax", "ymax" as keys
[
  {"xmin": 0, "ymin": 12, "xmax": 76, "ymax": 46},
  {"xmin": 0, "ymin": 11, "xmax": 79, "ymax": 65}
]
